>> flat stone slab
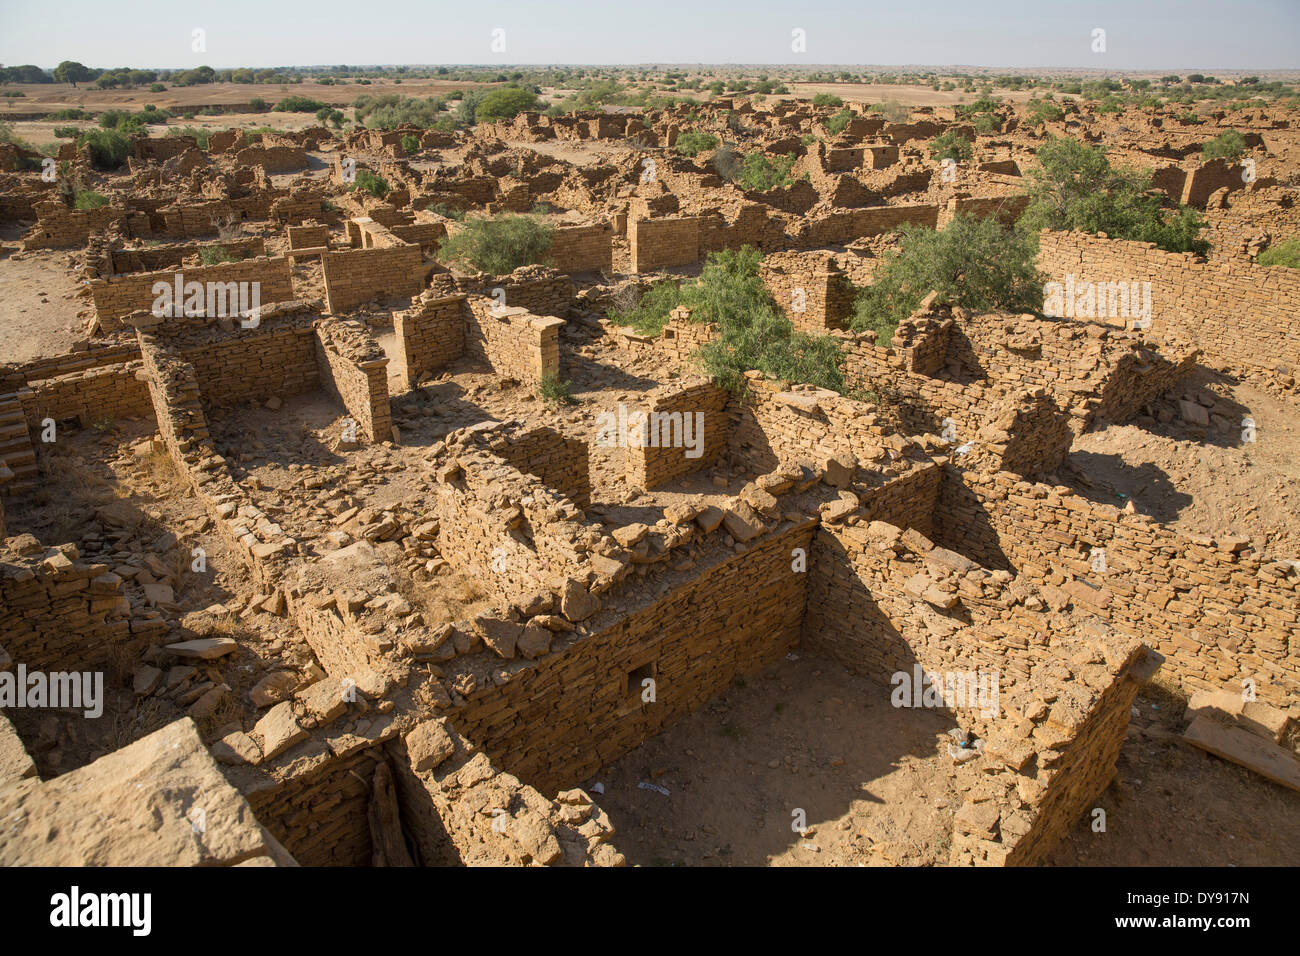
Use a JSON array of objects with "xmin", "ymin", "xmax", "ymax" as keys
[
  {"xmin": 0, "ymin": 719, "xmax": 295, "ymax": 865},
  {"xmin": 1183, "ymin": 715, "xmax": 1300, "ymax": 793},
  {"xmin": 166, "ymin": 637, "xmax": 238, "ymax": 660}
]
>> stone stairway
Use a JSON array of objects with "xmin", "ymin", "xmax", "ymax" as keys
[{"xmin": 0, "ymin": 390, "xmax": 37, "ymax": 494}]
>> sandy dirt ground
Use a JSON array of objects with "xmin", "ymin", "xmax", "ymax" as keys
[
  {"xmin": 582, "ymin": 653, "xmax": 1300, "ymax": 866},
  {"xmin": 1061, "ymin": 368, "xmax": 1300, "ymax": 555},
  {"xmin": 0, "ymin": 225, "xmax": 90, "ymax": 362}
]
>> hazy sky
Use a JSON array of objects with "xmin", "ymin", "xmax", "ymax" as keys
[{"xmin": 2, "ymin": 0, "xmax": 1297, "ymax": 71}]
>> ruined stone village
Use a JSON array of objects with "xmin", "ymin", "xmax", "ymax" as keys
[{"xmin": 0, "ymin": 61, "xmax": 1297, "ymax": 869}]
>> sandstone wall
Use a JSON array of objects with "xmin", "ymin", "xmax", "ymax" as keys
[
  {"xmin": 624, "ymin": 380, "xmax": 730, "ymax": 490},
  {"xmin": 1037, "ymin": 230, "xmax": 1300, "ymax": 375},
  {"xmin": 89, "ymin": 257, "xmax": 295, "ymax": 328},
  {"xmin": 464, "ymin": 299, "xmax": 562, "ymax": 383},
  {"xmin": 629, "ymin": 216, "xmax": 700, "ymax": 271},
  {"xmin": 322, "ymin": 245, "xmax": 423, "ymax": 313},
  {"xmin": 934, "ymin": 466, "xmax": 1298, "ymax": 704},
  {"xmin": 393, "ymin": 293, "xmax": 467, "ymax": 387},
  {"xmin": 0, "ymin": 542, "xmax": 136, "ymax": 672},
  {"xmin": 450, "ymin": 521, "xmax": 816, "ymax": 793},
  {"xmin": 313, "ymin": 321, "xmax": 393, "ymax": 444},
  {"xmin": 548, "ymin": 222, "xmax": 614, "ymax": 273}
]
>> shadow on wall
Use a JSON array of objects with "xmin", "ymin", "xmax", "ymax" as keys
[
  {"xmin": 937, "ymin": 325, "xmax": 990, "ymax": 386},
  {"xmin": 1059, "ymin": 451, "xmax": 1193, "ymax": 525},
  {"xmin": 930, "ymin": 465, "xmax": 1014, "ymax": 572}
]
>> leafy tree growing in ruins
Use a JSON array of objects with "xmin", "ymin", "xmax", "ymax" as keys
[
  {"xmin": 735, "ymin": 152, "xmax": 798, "ymax": 191},
  {"xmin": 436, "ymin": 214, "xmax": 554, "ymax": 275},
  {"xmin": 76, "ymin": 129, "xmax": 130, "ymax": 169},
  {"xmin": 929, "ymin": 129, "xmax": 973, "ymax": 163},
  {"xmin": 1202, "ymin": 130, "xmax": 1246, "ymax": 162},
  {"xmin": 825, "ymin": 108, "xmax": 853, "ymax": 135},
  {"xmin": 673, "ymin": 130, "xmax": 719, "ymax": 157},
  {"xmin": 851, "ymin": 216, "xmax": 1044, "ymax": 346},
  {"xmin": 1019, "ymin": 136, "xmax": 1209, "ymax": 255},
  {"xmin": 611, "ymin": 246, "xmax": 847, "ymax": 395},
  {"xmin": 349, "ymin": 170, "xmax": 390, "ymax": 199}
]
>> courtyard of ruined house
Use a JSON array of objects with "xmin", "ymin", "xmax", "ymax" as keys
[{"xmin": 0, "ymin": 69, "xmax": 1297, "ymax": 868}]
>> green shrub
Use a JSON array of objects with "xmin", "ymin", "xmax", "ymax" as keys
[
  {"xmin": 198, "ymin": 245, "xmax": 236, "ymax": 265},
  {"xmin": 1025, "ymin": 98, "xmax": 1065, "ymax": 126},
  {"xmin": 350, "ymin": 169, "xmax": 390, "ymax": 199},
  {"xmin": 1202, "ymin": 130, "xmax": 1246, "ymax": 162},
  {"xmin": 248, "ymin": 97, "xmax": 270, "ymax": 112},
  {"xmin": 97, "ymin": 110, "xmax": 137, "ymax": 131},
  {"xmin": 825, "ymin": 109, "xmax": 853, "ymax": 135},
  {"xmin": 273, "ymin": 95, "xmax": 326, "ymax": 113},
  {"xmin": 425, "ymin": 202, "xmax": 465, "ymax": 220},
  {"xmin": 437, "ymin": 214, "xmax": 554, "ymax": 274},
  {"xmin": 736, "ymin": 152, "xmax": 797, "ymax": 191},
  {"xmin": 611, "ymin": 246, "xmax": 847, "ymax": 394},
  {"xmin": 456, "ymin": 89, "xmax": 486, "ymax": 125},
  {"xmin": 136, "ymin": 105, "xmax": 170, "ymax": 124},
  {"xmin": 1020, "ymin": 136, "xmax": 1209, "ymax": 254},
  {"xmin": 150, "ymin": 83, "xmax": 166, "ymax": 93},
  {"xmin": 353, "ymin": 93, "xmax": 447, "ymax": 128},
  {"xmin": 538, "ymin": 373, "xmax": 577, "ymax": 406},
  {"xmin": 1257, "ymin": 238, "xmax": 1300, "ymax": 268},
  {"xmin": 673, "ymin": 130, "xmax": 719, "ymax": 157},
  {"xmin": 50, "ymin": 108, "xmax": 87, "ymax": 120},
  {"xmin": 167, "ymin": 126, "xmax": 211, "ymax": 149},
  {"xmin": 812, "ymin": 93, "xmax": 843, "ymax": 107},
  {"xmin": 73, "ymin": 191, "xmax": 109, "ymax": 210},
  {"xmin": 77, "ymin": 129, "xmax": 130, "ymax": 169},
  {"xmin": 401, "ymin": 134, "xmax": 420, "ymax": 153},
  {"xmin": 930, "ymin": 129, "xmax": 972, "ymax": 163},
  {"xmin": 52, "ymin": 126, "xmax": 80, "ymax": 139},
  {"xmin": 475, "ymin": 86, "xmax": 540, "ymax": 123},
  {"xmin": 851, "ymin": 217, "xmax": 1044, "ymax": 345}
]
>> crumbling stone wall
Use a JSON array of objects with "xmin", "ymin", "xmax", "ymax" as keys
[
  {"xmin": 450, "ymin": 520, "xmax": 817, "ymax": 793},
  {"xmin": 19, "ymin": 361, "xmax": 153, "ymax": 432},
  {"xmin": 629, "ymin": 215, "xmax": 700, "ymax": 271},
  {"xmin": 548, "ymin": 222, "xmax": 614, "ymax": 273},
  {"xmin": 287, "ymin": 224, "xmax": 330, "ymax": 249},
  {"xmin": 935, "ymin": 466, "xmax": 1298, "ymax": 705},
  {"xmin": 464, "ymin": 298, "xmax": 562, "ymax": 383},
  {"xmin": 623, "ymin": 379, "xmax": 730, "ymax": 490},
  {"xmin": 793, "ymin": 204, "xmax": 940, "ymax": 247},
  {"xmin": 387, "ymin": 720, "xmax": 623, "ymax": 866},
  {"xmin": 477, "ymin": 422, "xmax": 591, "ymax": 507},
  {"xmin": 21, "ymin": 201, "xmax": 125, "ymax": 250},
  {"xmin": 453, "ymin": 267, "xmax": 573, "ymax": 318},
  {"xmin": 802, "ymin": 513, "xmax": 1150, "ymax": 867},
  {"xmin": 1037, "ymin": 230, "xmax": 1300, "ymax": 375},
  {"xmin": 89, "ymin": 257, "xmax": 295, "ymax": 328},
  {"xmin": 322, "ymin": 245, "xmax": 423, "ymax": 313},
  {"xmin": 234, "ymin": 145, "xmax": 309, "ymax": 173},
  {"xmin": 183, "ymin": 325, "xmax": 321, "ymax": 407},
  {"xmin": 393, "ymin": 293, "xmax": 467, "ymax": 386},
  {"xmin": 107, "ymin": 237, "xmax": 266, "ymax": 274},
  {"xmin": 0, "ymin": 540, "xmax": 137, "ymax": 672},
  {"xmin": 313, "ymin": 320, "xmax": 393, "ymax": 444},
  {"xmin": 760, "ymin": 251, "xmax": 856, "ymax": 332}
]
